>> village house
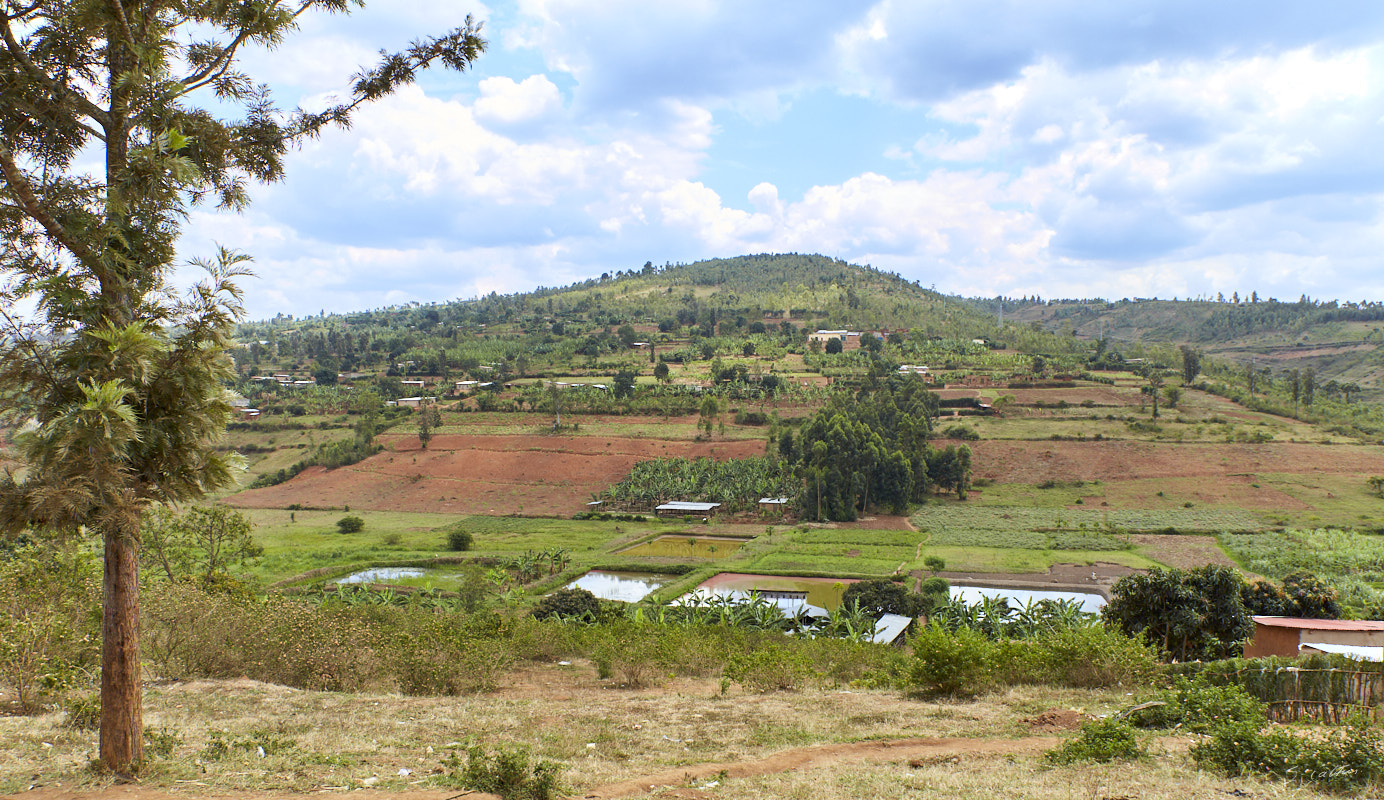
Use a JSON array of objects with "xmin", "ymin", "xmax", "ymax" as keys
[{"xmin": 1243, "ymin": 616, "xmax": 1384, "ymax": 660}]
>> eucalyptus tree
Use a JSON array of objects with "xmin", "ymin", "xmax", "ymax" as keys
[{"xmin": 0, "ymin": 0, "xmax": 484, "ymax": 773}]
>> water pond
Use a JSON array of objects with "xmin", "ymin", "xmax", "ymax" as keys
[
  {"xmin": 336, "ymin": 566, "xmax": 427, "ymax": 584},
  {"xmin": 619, "ymin": 534, "xmax": 745, "ymax": 559},
  {"xmin": 566, "ymin": 570, "xmax": 676, "ymax": 602},
  {"xmin": 692, "ymin": 573, "xmax": 1106, "ymax": 613},
  {"xmin": 950, "ymin": 585, "xmax": 1106, "ymax": 613},
  {"xmin": 694, "ymin": 573, "xmax": 854, "ymax": 611}
]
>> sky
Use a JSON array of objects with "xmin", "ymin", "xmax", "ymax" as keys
[{"xmin": 174, "ymin": 0, "xmax": 1384, "ymax": 319}]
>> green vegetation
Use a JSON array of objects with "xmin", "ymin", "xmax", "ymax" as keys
[{"xmin": 1220, "ymin": 528, "xmax": 1384, "ymax": 607}]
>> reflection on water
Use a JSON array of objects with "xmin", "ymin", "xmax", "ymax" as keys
[
  {"xmin": 950, "ymin": 585, "xmax": 1106, "ymax": 613},
  {"xmin": 567, "ymin": 570, "xmax": 674, "ymax": 602},
  {"xmin": 337, "ymin": 567, "xmax": 426, "ymax": 584},
  {"xmin": 619, "ymin": 535, "xmax": 744, "ymax": 559},
  {"xmin": 695, "ymin": 573, "xmax": 853, "ymax": 611}
]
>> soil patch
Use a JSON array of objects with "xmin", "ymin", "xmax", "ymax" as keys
[
  {"xmin": 1126, "ymin": 534, "xmax": 1242, "ymax": 573},
  {"xmin": 228, "ymin": 435, "xmax": 764, "ymax": 516},
  {"xmin": 1022, "ymin": 709, "xmax": 1091, "ymax": 732},
  {"xmin": 932, "ymin": 561, "xmax": 1139, "ymax": 596}
]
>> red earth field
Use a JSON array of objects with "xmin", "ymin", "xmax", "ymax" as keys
[{"xmin": 230, "ymin": 433, "xmax": 767, "ymax": 515}]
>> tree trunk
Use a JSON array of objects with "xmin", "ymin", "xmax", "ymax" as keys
[{"xmin": 100, "ymin": 529, "xmax": 143, "ymax": 774}]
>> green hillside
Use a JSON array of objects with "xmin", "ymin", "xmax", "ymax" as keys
[{"xmin": 998, "ymin": 296, "xmax": 1384, "ymax": 396}]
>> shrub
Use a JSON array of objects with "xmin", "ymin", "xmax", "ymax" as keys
[
  {"xmin": 336, "ymin": 515, "xmax": 365, "ymax": 534},
  {"xmin": 906, "ymin": 623, "xmax": 993, "ymax": 698},
  {"xmin": 1129, "ymin": 676, "xmax": 1266, "ymax": 733},
  {"xmin": 447, "ymin": 529, "xmax": 474, "ymax": 552},
  {"xmin": 382, "ymin": 532, "xmax": 403, "ymax": 546},
  {"xmin": 531, "ymin": 589, "xmax": 600, "ymax": 622},
  {"xmin": 1045, "ymin": 718, "xmax": 1145, "ymax": 765},
  {"xmin": 725, "ymin": 645, "xmax": 818, "ymax": 692},
  {"xmin": 941, "ymin": 424, "xmax": 979, "ymax": 441},
  {"xmin": 443, "ymin": 743, "xmax": 564, "ymax": 800},
  {"xmin": 1191, "ymin": 716, "xmax": 1384, "ymax": 792},
  {"xmin": 63, "ymin": 692, "xmax": 100, "ymax": 730},
  {"xmin": 999, "ymin": 626, "xmax": 1158, "ymax": 688}
]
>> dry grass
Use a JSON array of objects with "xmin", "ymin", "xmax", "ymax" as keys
[{"xmin": 2, "ymin": 666, "xmax": 1352, "ymax": 799}]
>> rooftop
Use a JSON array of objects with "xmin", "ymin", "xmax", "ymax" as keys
[{"xmin": 1252, "ymin": 616, "xmax": 1384, "ymax": 632}]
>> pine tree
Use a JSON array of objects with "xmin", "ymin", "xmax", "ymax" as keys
[{"xmin": 0, "ymin": 1, "xmax": 484, "ymax": 774}]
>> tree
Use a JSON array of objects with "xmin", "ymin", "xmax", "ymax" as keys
[
  {"xmin": 612, "ymin": 369, "xmax": 636, "ymax": 399},
  {"xmin": 1103, "ymin": 566, "xmax": 1252, "ymax": 661},
  {"xmin": 417, "ymin": 401, "xmax": 443, "ymax": 449},
  {"xmin": 1179, "ymin": 345, "xmax": 1201, "ymax": 384},
  {"xmin": 840, "ymin": 579, "xmax": 923, "ymax": 618},
  {"xmin": 0, "ymin": 2, "xmax": 484, "ymax": 773},
  {"xmin": 653, "ymin": 361, "xmax": 671, "ymax": 383},
  {"xmin": 1140, "ymin": 366, "xmax": 1166, "ymax": 419},
  {"xmin": 824, "ymin": 337, "xmax": 843, "ymax": 354},
  {"xmin": 143, "ymin": 506, "xmax": 260, "ymax": 588}
]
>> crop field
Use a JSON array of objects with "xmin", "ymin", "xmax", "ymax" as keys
[{"xmin": 211, "ymin": 362, "xmax": 1384, "ymax": 606}]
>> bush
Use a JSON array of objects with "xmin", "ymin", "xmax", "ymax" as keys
[
  {"xmin": 725, "ymin": 645, "xmax": 818, "ymax": 692},
  {"xmin": 1192, "ymin": 716, "xmax": 1384, "ymax": 792},
  {"xmin": 1129, "ymin": 676, "xmax": 1266, "ymax": 733},
  {"xmin": 63, "ymin": 692, "xmax": 100, "ymax": 730},
  {"xmin": 447, "ymin": 529, "xmax": 474, "ymax": 552},
  {"xmin": 998, "ymin": 626, "xmax": 1158, "ymax": 688},
  {"xmin": 1045, "ymin": 718, "xmax": 1145, "ymax": 765},
  {"xmin": 336, "ymin": 515, "xmax": 365, "ymax": 534},
  {"xmin": 531, "ymin": 589, "xmax": 600, "ymax": 622},
  {"xmin": 941, "ymin": 424, "xmax": 980, "ymax": 441},
  {"xmin": 907, "ymin": 623, "xmax": 993, "ymax": 698},
  {"xmin": 443, "ymin": 743, "xmax": 564, "ymax": 800}
]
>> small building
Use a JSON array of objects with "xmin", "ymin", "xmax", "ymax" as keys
[
  {"xmin": 655, "ymin": 501, "xmax": 722, "ymax": 517},
  {"xmin": 871, "ymin": 613, "xmax": 914, "ymax": 646},
  {"xmin": 809, "ymin": 329, "xmax": 860, "ymax": 350},
  {"xmin": 401, "ymin": 379, "xmax": 425, "ymax": 388},
  {"xmin": 389, "ymin": 395, "xmax": 436, "ymax": 408},
  {"xmin": 1243, "ymin": 617, "xmax": 1384, "ymax": 659}
]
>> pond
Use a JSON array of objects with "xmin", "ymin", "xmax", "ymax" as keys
[
  {"xmin": 336, "ymin": 566, "xmax": 427, "ymax": 584},
  {"xmin": 950, "ymin": 585, "xmax": 1106, "ymax": 613},
  {"xmin": 619, "ymin": 534, "xmax": 745, "ymax": 559},
  {"xmin": 566, "ymin": 570, "xmax": 676, "ymax": 602},
  {"xmin": 693, "ymin": 573, "xmax": 856, "ymax": 611},
  {"xmin": 690, "ymin": 573, "xmax": 1107, "ymax": 614}
]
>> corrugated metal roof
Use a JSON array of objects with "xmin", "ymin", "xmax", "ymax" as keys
[
  {"xmin": 1253, "ymin": 616, "xmax": 1384, "ymax": 631},
  {"xmin": 1300, "ymin": 642, "xmax": 1383, "ymax": 661}
]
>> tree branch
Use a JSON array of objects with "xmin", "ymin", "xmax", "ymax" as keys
[
  {"xmin": 0, "ymin": 14, "xmax": 109, "ymax": 128},
  {"xmin": 0, "ymin": 142, "xmax": 102, "ymax": 267}
]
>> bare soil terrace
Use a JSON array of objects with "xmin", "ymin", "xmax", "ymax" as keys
[{"xmin": 229, "ymin": 434, "xmax": 766, "ymax": 516}]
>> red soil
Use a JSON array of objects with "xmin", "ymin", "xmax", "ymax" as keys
[{"xmin": 229, "ymin": 434, "xmax": 766, "ymax": 516}]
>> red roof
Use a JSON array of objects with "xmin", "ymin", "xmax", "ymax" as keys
[{"xmin": 1253, "ymin": 616, "xmax": 1384, "ymax": 632}]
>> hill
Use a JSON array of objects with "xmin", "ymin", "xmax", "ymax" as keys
[{"xmin": 997, "ymin": 296, "xmax": 1384, "ymax": 396}]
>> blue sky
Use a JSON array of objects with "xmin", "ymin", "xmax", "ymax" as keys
[{"xmin": 177, "ymin": 0, "xmax": 1384, "ymax": 318}]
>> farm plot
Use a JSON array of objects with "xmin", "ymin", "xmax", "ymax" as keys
[
  {"xmin": 743, "ymin": 528, "xmax": 926, "ymax": 576},
  {"xmin": 967, "ymin": 440, "xmax": 1384, "ymax": 485},
  {"xmin": 228, "ymin": 434, "xmax": 766, "ymax": 516},
  {"xmin": 912, "ymin": 506, "xmax": 1262, "ymax": 539}
]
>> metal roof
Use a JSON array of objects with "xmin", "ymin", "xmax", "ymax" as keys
[
  {"xmin": 656, "ymin": 501, "xmax": 721, "ymax": 512},
  {"xmin": 1300, "ymin": 642, "xmax": 1383, "ymax": 661},
  {"xmin": 1253, "ymin": 616, "xmax": 1384, "ymax": 631},
  {"xmin": 871, "ymin": 613, "xmax": 913, "ymax": 645}
]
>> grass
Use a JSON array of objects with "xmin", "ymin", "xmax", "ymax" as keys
[{"xmin": 2, "ymin": 672, "xmax": 1350, "ymax": 799}]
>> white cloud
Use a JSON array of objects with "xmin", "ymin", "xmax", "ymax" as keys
[{"xmin": 474, "ymin": 74, "xmax": 563, "ymax": 125}]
